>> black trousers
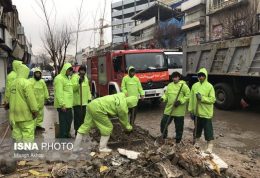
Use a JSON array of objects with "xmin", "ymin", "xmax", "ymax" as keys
[
  {"xmin": 57, "ymin": 108, "xmax": 73, "ymax": 138},
  {"xmin": 160, "ymin": 114, "xmax": 184, "ymax": 143},
  {"xmin": 195, "ymin": 117, "xmax": 214, "ymax": 141},
  {"xmin": 129, "ymin": 106, "xmax": 137, "ymax": 125},
  {"xmin": 73, "ymin": 105, "xmax": 86, "ymax": 134}
]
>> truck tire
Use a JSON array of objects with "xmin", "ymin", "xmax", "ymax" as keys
[
  {"xmin": 91, "ymin": 83, "xmax": 97, "ymax": 98},
  {"xmin": 109, "ymin": 85, "xmax": 117, "ymax": 95},
  {"xmin": 214, "ymin": 83, "xmax": 235, "ymax": 110}
]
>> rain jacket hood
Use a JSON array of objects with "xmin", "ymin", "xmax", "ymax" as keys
[
  {"xmin": 60, "ymin": 63, "xmax": 72, "ymax": 76},
  {"xmin": 128, "ymin": 66, "xmax": 135, "ymax": 74},
  {"xmin": 126, "ymin": 96, "xmax": 138, "ymax": 108},
  {"xmin": 198, "ymin": 68, "xmax": 208, "ymax": 81},
  {"xmin": 12, "ymin": 60, "xmax": 22, "ymax": 72},
  {"xmin": 4, "ymin": 60, "xmax": 23, "ymax": 103},
  {"xmin": 33, "ymin": 67, "xmax": 42, "ymax": 74},
  {"xmin": 17, "ymin": 64, "xmax": 30, "ymax": 79}
]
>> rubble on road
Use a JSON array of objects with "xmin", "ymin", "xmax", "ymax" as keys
[{"xmin": 0, "ymin": 125, "xmax": 232, "ymax": 178}]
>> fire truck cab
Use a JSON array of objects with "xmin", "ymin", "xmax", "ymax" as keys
[{"xmin": 87, "ymin": 49, "xmax": 169, "ymax": 101}]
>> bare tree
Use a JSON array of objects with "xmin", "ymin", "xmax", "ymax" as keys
[
  {"xmin": 37, "ymin": 0, "xmax": 73, "ymax": 75},
  {"xmin": 215, "ymin": 0, "xmax": 259, "ymax": 40},
  {"xmin": 154, "ymin": 23, "xmax": 183, "ymax": 49},
  {"xmin": 74, "ymin": 0, "xmax": 84, "ymax": 64}
]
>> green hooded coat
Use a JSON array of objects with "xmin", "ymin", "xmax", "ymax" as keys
[
  {"xmin": 29, "ymin": 68, "xmax": 49, "ymax": 109},
  {"xmin": 78, "ymin": 93, "xmax": 138, "ymax": 136},
  {"xmin": 9, "ymin": 64, "xmax": 39, "ymax": 123},
  {"xmin": 162, "ymin": 80, "xmax": 190, "ymax": 117},
  {"xmin": 29, "ymin": 68, "xmax": 49, "ymax": 127},
  {"xmin": 71, "ymin": 74, "xmax": 92, "ymax": 106},
  {"xmin": 4, "ymin": 60, "xmax": 22, "ymax": 103},
  {"xmin": 121, "ymin": 66, "xmax": 145, "ymax": 97},
  {"xmin": 54, "ymin": 63, "xmax": 73, "ymax": 108},
  {"xmin": 188, "ymin": 68, "xmax": 216, "ymax": 119}
]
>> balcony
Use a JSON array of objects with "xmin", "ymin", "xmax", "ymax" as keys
[
  {"xmin": 131, "ymin": 17, "xmax": 156, "ymax": 34},
  {"xmin": 0, "ymin": 29, "xmax": 12, "ymax": 51},
  {"xmin": 129, "ymin": 27, "xmax": 155, "ymax": 45},
  {"xmin": 181, "ymin": 0, "xmax": 205, "ymax": 12},
  {"xmin": 181, "ymin": 17, "xmax": 205, "ymax": 31},
  {"xmin": 208, "ymin": 0, "xmax": 248, "ymax": 15}
]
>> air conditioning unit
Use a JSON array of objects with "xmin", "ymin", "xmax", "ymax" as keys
[{"xmin": 17, "ymin": 26, "xmax": 24, "ymax": 35}]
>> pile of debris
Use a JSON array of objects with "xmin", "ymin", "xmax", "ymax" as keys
[{"xmin": 1, "ymin": 125, "xmax": 231, "ymax": 178}]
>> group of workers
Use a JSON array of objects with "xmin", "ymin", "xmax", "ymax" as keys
[
  {"xmin": 4, "ymin": 59, "xmax": 216, "ymax": 154},
  {"xmin": 4, "ymin": 60, "xmax": 49, "ymax": 142}
]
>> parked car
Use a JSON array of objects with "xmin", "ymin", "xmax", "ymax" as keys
[{"xmin": 42, "ymin": 70, "xmax": 53, "ymax": 82}]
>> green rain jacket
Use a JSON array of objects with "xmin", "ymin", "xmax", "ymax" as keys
[
  {"xmin": 9, "ymin": 64, "xmax": 39, "ymax": 123},
  {"xmin": 71, "ymin": 74, "xmax": 92, "ymax": 106},
  {"xmin": 121, "ymin": 66, "xmax": 145, "ymax": 97},
  {"xmin": 4, "ymin": 60, "xmax": 22, "ymax": 103},
  {"xmin": 90, "ymin": 93, "xmax": 138, "ymax": 132},
  {"xmin": 54, "ymin": 63, "xmax": 73, "ymax": 108},
  {"xmin": 188, "ymin": 68, "xmax": 216, "ymax": 119},
  {"xmin": 162, "ymin": 80, "xmax": 190, "ymax": 117},
  {"xmin": 29, "ymin": 68, "xmax": 49, "ymax": 109}
]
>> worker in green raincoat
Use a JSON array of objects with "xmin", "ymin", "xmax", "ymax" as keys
[
  {"xmin": 29, "ymin": 68, "xmax": 49, "ymax": 131},
  {"xmin": 188, "ymin": 68, "xmax": 216, "ymax": 153},
  {"xmin": 121, "ymin": 66, "xmax": 144, "ymax": 125},
  {"xmin": 160, "ymin": 72, "xmax": 190, "ymax": 143},
  {"xmin": 74, "ymin": 93, "xmax": 138, "ymax": 153},
  {"xmin": 54, "ymin": 63, "xmax": 74, "ymax": 138},
  {"xmin": 71, "ymin": 65, "xmax": 92, "ymax": 136},
  {"xmin": 9, "ymin": 64, "xmax": 39, "ymax": 142},
  {"xmin": 4, "ymin": 60, "xmax": 22, "ymax": 109}
]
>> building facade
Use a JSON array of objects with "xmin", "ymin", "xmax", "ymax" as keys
[
  {"xmin": 0, "ymin": 0, "xmax": 32, "ymax": 104},
  {"xmin": 182, "ymin": 0, "xmax": 260, "ymax": 46},
  {"xmin": 111, "ymin": 0, "xmax": 156, "ymax": 45}
]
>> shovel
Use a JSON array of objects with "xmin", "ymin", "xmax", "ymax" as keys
[
  {"xmin": 154, "ymin": 83, "xmax": 184, "ymax": 146},
  {"xmin": 193, "ymin": 99, "xmax": 200, "ymax": 145}
]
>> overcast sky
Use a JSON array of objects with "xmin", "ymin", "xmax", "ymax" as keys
[{"xmin": 12, "ymin": 0, "xmax": 114, "ymax": 55}]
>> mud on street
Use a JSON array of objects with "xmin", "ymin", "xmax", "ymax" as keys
[{"xmin": 0, "ymin": 102, "xmax": 260, "ymax": 178}]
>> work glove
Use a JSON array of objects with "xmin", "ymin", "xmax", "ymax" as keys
[
  {"xmin": 174, "ymin": 100, "xmax": 181, "ymax": 107},
  {"xmin": 190, "ymin": 113, "xmax": 195, "ymax": 121},
  {"xmin": 88, "ymin": 100, "xmax": 92, "ymax": 103},
  {"xmin": 159, "ymin": 98, "xmax": 164, "ymax": 102},
  {"xmin": 196, "ymin": 93, "xmax": 202, "ymax": 101},
  {"xmin": 79, "ymin": 77, "xmax": 84, "ymax": 84},
  {"xmin": 32, "ymin": 112, "xmax": 38, "ymax": 119}
]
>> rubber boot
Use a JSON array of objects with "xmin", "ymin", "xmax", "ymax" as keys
[
  {"xmin": 99, "ymin": 135, "xmax": 112, "ymax": 153},
  {"xmin": 73, "ymin": 133, "xmax": 84, "ymax": 152},
  {"xmin": 205, "ymin": 141, "xmax": 213, "ymax": 154}
]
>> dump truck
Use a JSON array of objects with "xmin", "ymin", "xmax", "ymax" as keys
[{"xmin": 183, "ymin": 35, "xmax": 260, "ymax": 110}]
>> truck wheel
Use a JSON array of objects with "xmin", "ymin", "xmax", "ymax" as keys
[
  {"xmin": 91, "ymin": 84, "xmax": 97, "ymax": 98},
  {"xmin": 214, "ymin": 83, "xmax": 235, "ymax": 110},
  {"xmin": 109, "ymin": 86, "xmax": 117, "ymax": 95}
]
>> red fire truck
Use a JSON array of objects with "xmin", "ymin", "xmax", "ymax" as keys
[{"xmin": 87, "ymin": 49, "xmax": 169, "ymax": 102}]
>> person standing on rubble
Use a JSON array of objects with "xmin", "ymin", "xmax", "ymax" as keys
[
  {"xmin": 9, "ymin": 64, "xmax": 39, "ymax": 142},
  {"xmin": 29, "ymin": 68, "xmax": 49, "ymax": 131},
  {"xmin": 121, "ymin": 66, "xmax": 144, "ymax": 125},
  {"xmin": 189, "ymin": 68, "xmax": 216, "ymax": 154},
  {"xmin": 71, "ymin": 65, "xmax": 92, "ymax": 136},
  {"xmin": 4, "ymin": 60, "xmax": 22, "ymax": 110},
  {"xmin": 73, "ymin": 93, "xmax": 138, "ymax": 153},
  {"xmin": 54, "ymin": 63, "xmax": 74, "ymax": 138},
  {"xmin": 160, "ymin": 72, "xmax": 190, "ymax": 143}
]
